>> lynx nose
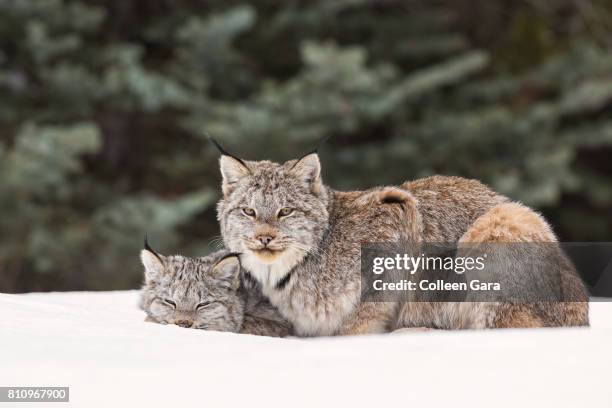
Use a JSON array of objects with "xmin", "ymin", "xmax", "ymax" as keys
[
  {"xmin": 175, "ymin": 319, "xmax": 193, "ymax": 328},
  {"xmin": 256, "ymin": 235, "xmax": 275, "ymax": 246}
]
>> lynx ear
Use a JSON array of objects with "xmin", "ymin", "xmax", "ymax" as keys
[
  {"xmin": 219, "ymin": 156, "xmax": 250, "ymax": 197},
  {"xmin": 212, "ymin": 254, "xmax": 241, "ymax": 291},
  {"xmin": 140, "ymin": 237, "xmax": 165, "ymax": 282},
  {"xmin": 210, "ymin": 137, "xmax": 251, "ymax": 197},
  {"xmin": 289, "ymin": 153, "xmax": 321, "ymax": 193}
]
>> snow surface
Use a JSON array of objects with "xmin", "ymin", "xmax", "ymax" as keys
[{"xmin": 1, "ymin": 290, "xmax": 611, "ymax": 408}]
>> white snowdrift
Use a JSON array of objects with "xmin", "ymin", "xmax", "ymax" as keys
[{"xmin": 1, "ymin": 290, "xmax": 611, "ymax": 408}]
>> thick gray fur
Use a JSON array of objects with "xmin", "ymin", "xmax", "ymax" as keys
[
  {"xmin": 216, "ymin": 152, "xmax": 588, "ymax": 336},
  {"xmin": 139, "ymin": 248, "xmax": 292, "ymax": 337}
]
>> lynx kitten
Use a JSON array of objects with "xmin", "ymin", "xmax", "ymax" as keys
[{"xmin": 139, "ymin": 241, "xmax": 291, "ymax": 337}]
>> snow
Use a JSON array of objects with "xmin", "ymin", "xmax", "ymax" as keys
[{"xmin": 1, "ymin": 291, "xmax": 611, "ymax": 408}]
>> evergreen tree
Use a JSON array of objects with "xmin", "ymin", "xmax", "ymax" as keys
[{"xmin": 1, "ymin": 0, "xmax": 611, "ymax": 291}]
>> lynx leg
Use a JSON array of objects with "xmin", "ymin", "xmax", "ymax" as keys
[
  {"xmin": 340, "ymin": 302, "xmax": 398, "ymax": 335},
  {"xmin": 241, "ymin": 315, "xmax": 292, "ymax": 337},
  {"xmin": 460, "ymin": 202, "xmax": 556, "ymax": 243},
  {"xmin": 553, "ymin": 302, "xmax": 589, "ymax": 326},
  {"xmin": 459, "ymin": 202, "xmax": 588, "ymax": 328},
  {"xmin": 493, "ymin": 304, "xmax": 544, "ymax": 328},
  {"xmin": 495, "ymin": 302, "xmax": 588, "ymax": 328}
]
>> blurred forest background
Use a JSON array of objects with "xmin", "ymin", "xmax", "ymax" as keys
[{"xmin": 1, "ymin": 0, "xmax": 612, "ymax": 293}]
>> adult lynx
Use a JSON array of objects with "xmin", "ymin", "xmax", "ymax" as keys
[{"xmin": 215, "ymin": 145, "xmax": 588, "ymax": 336}]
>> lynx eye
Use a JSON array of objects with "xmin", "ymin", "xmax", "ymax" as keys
[
  {"xmin": 163, "ymin": 298, "xmax": 176, "ymax": 308},
  {"xmin": 196, "ymin": 301, "xmax": 213, "ymax": 311},
  {"xmin": 242, "ymin": 207, "xmax": 256, "ymax": 217},
  {"xmin": 278, "ymin": 207, "xmax": 294, "ymax": 217}
]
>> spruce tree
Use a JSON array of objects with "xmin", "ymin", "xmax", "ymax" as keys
[{"xmin": 1, "ymin": 0, "xmax": 610, "ymax": 291}]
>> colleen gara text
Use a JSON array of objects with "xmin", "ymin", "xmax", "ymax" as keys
[{"xmin": 372, "ymin": 279, "xmax": 501, "ymax": 291}]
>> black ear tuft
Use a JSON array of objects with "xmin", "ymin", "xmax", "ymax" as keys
[
  {"xmin": 144, "ymin": 233, "xmax": 153, "ymax": 252},
  {"xmin": 290, "ymin": 135, "xmax": 332, "ymax": 172},
  {"xmin": 309, "ymin": 134, "xmax": 333, "ymax": 155},
  {"xmin": 208, "ymin": 137, "xmax": 250, "ymax": 170},
  {"xmin": 143, "ymin": 234, "xmax": 163, "ymax": 262},
  {"xmin": 208, "ymin": 136, "xmax": 232, "ymax": 156}
]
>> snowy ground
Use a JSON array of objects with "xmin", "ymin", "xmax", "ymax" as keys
[{"xmin": 1, "ymin": 291, "xmax": 611, "ymax": 408}]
